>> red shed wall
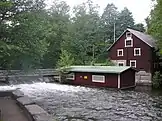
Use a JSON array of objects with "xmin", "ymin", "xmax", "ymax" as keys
[
  {"xmin": 120, "ymin": 69, "xmax": 135, "ymax": 88},
  {"xmin": 73, "ymin": 72, "xmax": 118, "ymax": 88},
  {"xmin": 109, "ymin": 30, "xmax": 153, "ymax": 73}
]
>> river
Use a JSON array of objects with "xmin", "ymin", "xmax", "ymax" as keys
[{"xmin": 0, "ymin": 82, "xmax": 162, "ymax": 121}]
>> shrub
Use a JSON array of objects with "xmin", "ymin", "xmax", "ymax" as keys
[
  {"xmin": 57, "ymin": 49, "xmax": 74, "ymax": 68},
  {"xmin": 152, "ymin": 71, "xmax": 162, "ymax": 89}
]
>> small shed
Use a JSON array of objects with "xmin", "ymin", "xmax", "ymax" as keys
[{"xmin": 68, "ymin": 66, "xmax": 136, "ymax": 89}]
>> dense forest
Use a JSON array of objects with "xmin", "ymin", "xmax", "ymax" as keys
[
  {"xmin": 148, "ymin": 0, "xmax": 162, "ymax": 57},
  {"xmin": 0, "ymin": 0, "xmax": 154, "ymax": 70}
]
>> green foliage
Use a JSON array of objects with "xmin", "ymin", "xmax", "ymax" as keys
[
  {"xmin": 116, "ymin": 7, "xmax": 135, "ymax": 37},
  {"xmin": 57, "ymin": 49, "xmax": 74, "ymax": 68},
  {"xmin": 147, "ymin": 0, "xmax": 162, "ymax": 56},
  {"xmin": 133, "ymin": 23, "xmax": 145, "ymax": 32},
  {"xmin": 0, "ymin": 0, "xmax": 145, "ymax": 70},
  {"xmin": 152, "ymin": 71, "xmax": 162, "ymax": 89}
]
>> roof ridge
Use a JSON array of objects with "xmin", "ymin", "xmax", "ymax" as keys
[
  {"xmin": 127, "ymin": 28, "xmax": 150, "ymax": 37},
  {"xmin": 127, "ymin": 28, "xmax": 156, "ymax": 47}
]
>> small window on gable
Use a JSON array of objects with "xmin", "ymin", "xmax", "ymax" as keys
[
  {"xmin": 92, "ymin": 75, "xmax": 105, "ymax": 83},
  {"xmin": 117, "ymin": 49, "xmax": 123, "ymax": 56},
  {"xmin": 134, "ymin": 48, "xmax": 141, "ymax": 56},
  {"xmin": 130, "ymin": 60, "xmax": 136, "ymax": 68},
  {"xmin": 125, "ymin": 32, "xmax": 133, "ymax": 47},
  {"xmin": 125, "ymin": 39, "xmax": 133, "ymax": 47},
  {"xmin": 126, "ymin": 32, "xmax": 132, "ymax": 38}
]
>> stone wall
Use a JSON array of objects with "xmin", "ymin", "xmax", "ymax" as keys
[
  {"xmin": 12, "ymin": 90, "xmax": 56, "ymax": 121},
  {"xmin": 135, "ymin": 71, "xmax": 152, "ymax": 86}
]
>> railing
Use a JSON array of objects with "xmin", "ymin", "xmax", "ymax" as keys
[{"xmin": 0, "ymin": 69, "xmax": 59, "ymax": 82}]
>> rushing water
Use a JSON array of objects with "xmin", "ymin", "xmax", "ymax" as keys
[{"xmin": 0, "ymin": 82, "xmax": 162, "ymax": 121}]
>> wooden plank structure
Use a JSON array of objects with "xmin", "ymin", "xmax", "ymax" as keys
[{"xmin": 0, "ymin": 69, "xmax": 58, "ymax": 82}]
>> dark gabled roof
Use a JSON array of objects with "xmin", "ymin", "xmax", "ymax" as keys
[
  {"xmin": 107, "ymin": 28, "xmax": 156, "ymax": 51},
  {"xmin": 127, "ymin": 28, "xmax": 156, "ymax": 48}
]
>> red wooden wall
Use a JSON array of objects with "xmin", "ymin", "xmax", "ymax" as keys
[
  {"xmin": 120, "ymin": 69, "xmax": 136, "ymax": 88},
  {"xmin": 73, "ymin": 72, "xmax": 118, "ymax": 88},
  {"xmin": 109, "ymin": 30, "xmax": 153, "ymax": 73}
]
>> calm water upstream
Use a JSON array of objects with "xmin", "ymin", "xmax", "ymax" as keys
[{"xmin": 0, "ymin": 82, "xmax": 162, "ymax": 121}]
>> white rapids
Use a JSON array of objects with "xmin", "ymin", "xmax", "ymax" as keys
[{"xmin": 0, "ymin": 82, "xmax": 92, "ymax": 96}]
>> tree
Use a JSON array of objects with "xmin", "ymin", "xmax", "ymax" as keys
[
  {"xmin": 41, "ymin": 0, "xmax": 71, "ymax": 68},
  {"xmin": 147, "ymin": 0, "xmax": 162, "ymax": 55},
  {"xmin": 133, "ymin": 23, "xmax": 145, "ymax": 32},
  {"xmin": 0, "ymin": 0, "xmax": 47, "ymax": 69},
  {"xmin": 116, "ymin": 7, "xmax": 135, "ymax": 37},
  {"xmin": 64, "ymin": 0, "xmax": 103, "ymax": 65},
  {"xmin": 101, "ymin": 3, "xmax": 118, "ymax": 43},
  {"xmin": 0, "ymin": 0, "xmax": 147, "ymax": 70},
  {"xmin": 0, "ymin": 0, "xmax": 45, "ymax": 24},
  {"xmin": 10, "ymin": 11, "xmax": 49, "ymax": 69},
  {"xmin": 57, "ymin": 49, "xmax": 74, "ymax": 68}
]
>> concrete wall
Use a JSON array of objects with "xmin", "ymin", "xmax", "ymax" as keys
[{"xmin": 0, "ymin": 90, "xmax": 56, "ymax": 121}]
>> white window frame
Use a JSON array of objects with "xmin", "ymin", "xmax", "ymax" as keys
[
  {"xmin": 118, "ymin": 62, "xmax": 124, "ymax": 66},
  {"xmin": 134, "ymin": 48, "xmax": 141, "ymax": 56},
  {"xmin": 126, "ymin": 32, "xmax": 132, "ymax": 38},
  {"xmin": 67, "ymin": 73, "xmax": 75, "ymax": 80},
  {"xmin": 125, "ymin": 38, "xmax": 133, "ymax": 47},
  {"xmin": 92, "ymin": 75, "xmax": 105, "ymax": 83},
  {"xmin": 130, "ymin": 60, "xmax": 136, "ymax": 68},
  {"xmin": 71, "ymin": 74, "xmax": 75, "ymax": 80},
  {"xmin": 117, "ymin": 49, "xmax": 123, "ymax": 56}
]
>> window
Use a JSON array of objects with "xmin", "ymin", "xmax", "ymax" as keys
[
  {"xmin": 117, "ymin": 49, "xmax": 123, "ymax": 56},
  {"xmin": 118, "ymin": 62, "xmax": 124, "ymax": 66},
  {"xmin": 126, "ymin": 32, "xmax": 132, "ymax": 38},
  {"xmin": 67, "ymin": 73, "xmax": 75, "ymax": 80},
  {"xmin": 130, "ymin": 60, "xmax": 136, "ymax": 68},
  {"xmin": 84, "ymin": 76, "xmax": 88, "ymax": 79},
  {"xmin": 125, "ymin": 39, "xmax": 133, "ymax": 47},
  {"xmin": 134, "ymin": 48, "xmax": 141, "ymax": 56},
  {"xmin": 92, "ymin": 75, "xmax": 105, "ymax": 83}
]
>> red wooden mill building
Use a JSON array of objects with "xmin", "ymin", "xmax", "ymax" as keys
[
  {"xmin": 108, "ymin": 28, "xmax": 160, "ymax": 74},
  {"xmin": 68, "ymin": 66, "xmax": 136, "ymax": 89}
]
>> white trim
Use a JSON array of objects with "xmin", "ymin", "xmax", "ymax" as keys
[
  {"xmin": 111, "ymin": 60, "xmax": 126, "ymax": 66},
  {"xmin": 126, "ymin": 32, "xmax": 132, "ymax": 38},
  {"xmin": 67, "ymin": 73, "xmax": 75, "ymax": 80},
  {"xmin": 107, "ymin": 29, "xmax": 154, "ymax": 51},
  {"xmin": 92, "ymin": 75, "xmax": 105, "ymax": 83},
  {"xmin": 130, "ymin": 60, "xmax": 136, "ymax": 68},
  {"xmin": 134, "ymin": 48, "xmax": 141, "ymax": 56},
  {"xmin": 127, "ymin": 29, "xmax": 155, "ymax": 48},
  {"xmin": 117, "ymin": 49, "xmax": 123, "ymax": 56},
  {"xmin": 107, "ymin": 29, "xmax": 128, "ymax": 51},
  {"xmin": 118, "ymin": 74, "xmax": 120, "ymax": 89},
  {"xmin": 125, "ymin": 38, "xmax": 133, "ymax": 47},
  {"xmin": 118, "ymin": 62, "xmax": 124, "ymax": 66}
]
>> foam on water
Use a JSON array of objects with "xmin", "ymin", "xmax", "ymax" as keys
[{"xmin": 0, "ymin": 82, "xmax": 91, "ymax": 95}]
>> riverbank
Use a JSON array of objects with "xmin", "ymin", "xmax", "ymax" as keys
[
  {"xmin": 0, "ymin": 90, "xmax": 55, "ymax": 121},
  {"xmin": 0, "ymin": 96, "xmax": 29, "ymax": 121}
]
